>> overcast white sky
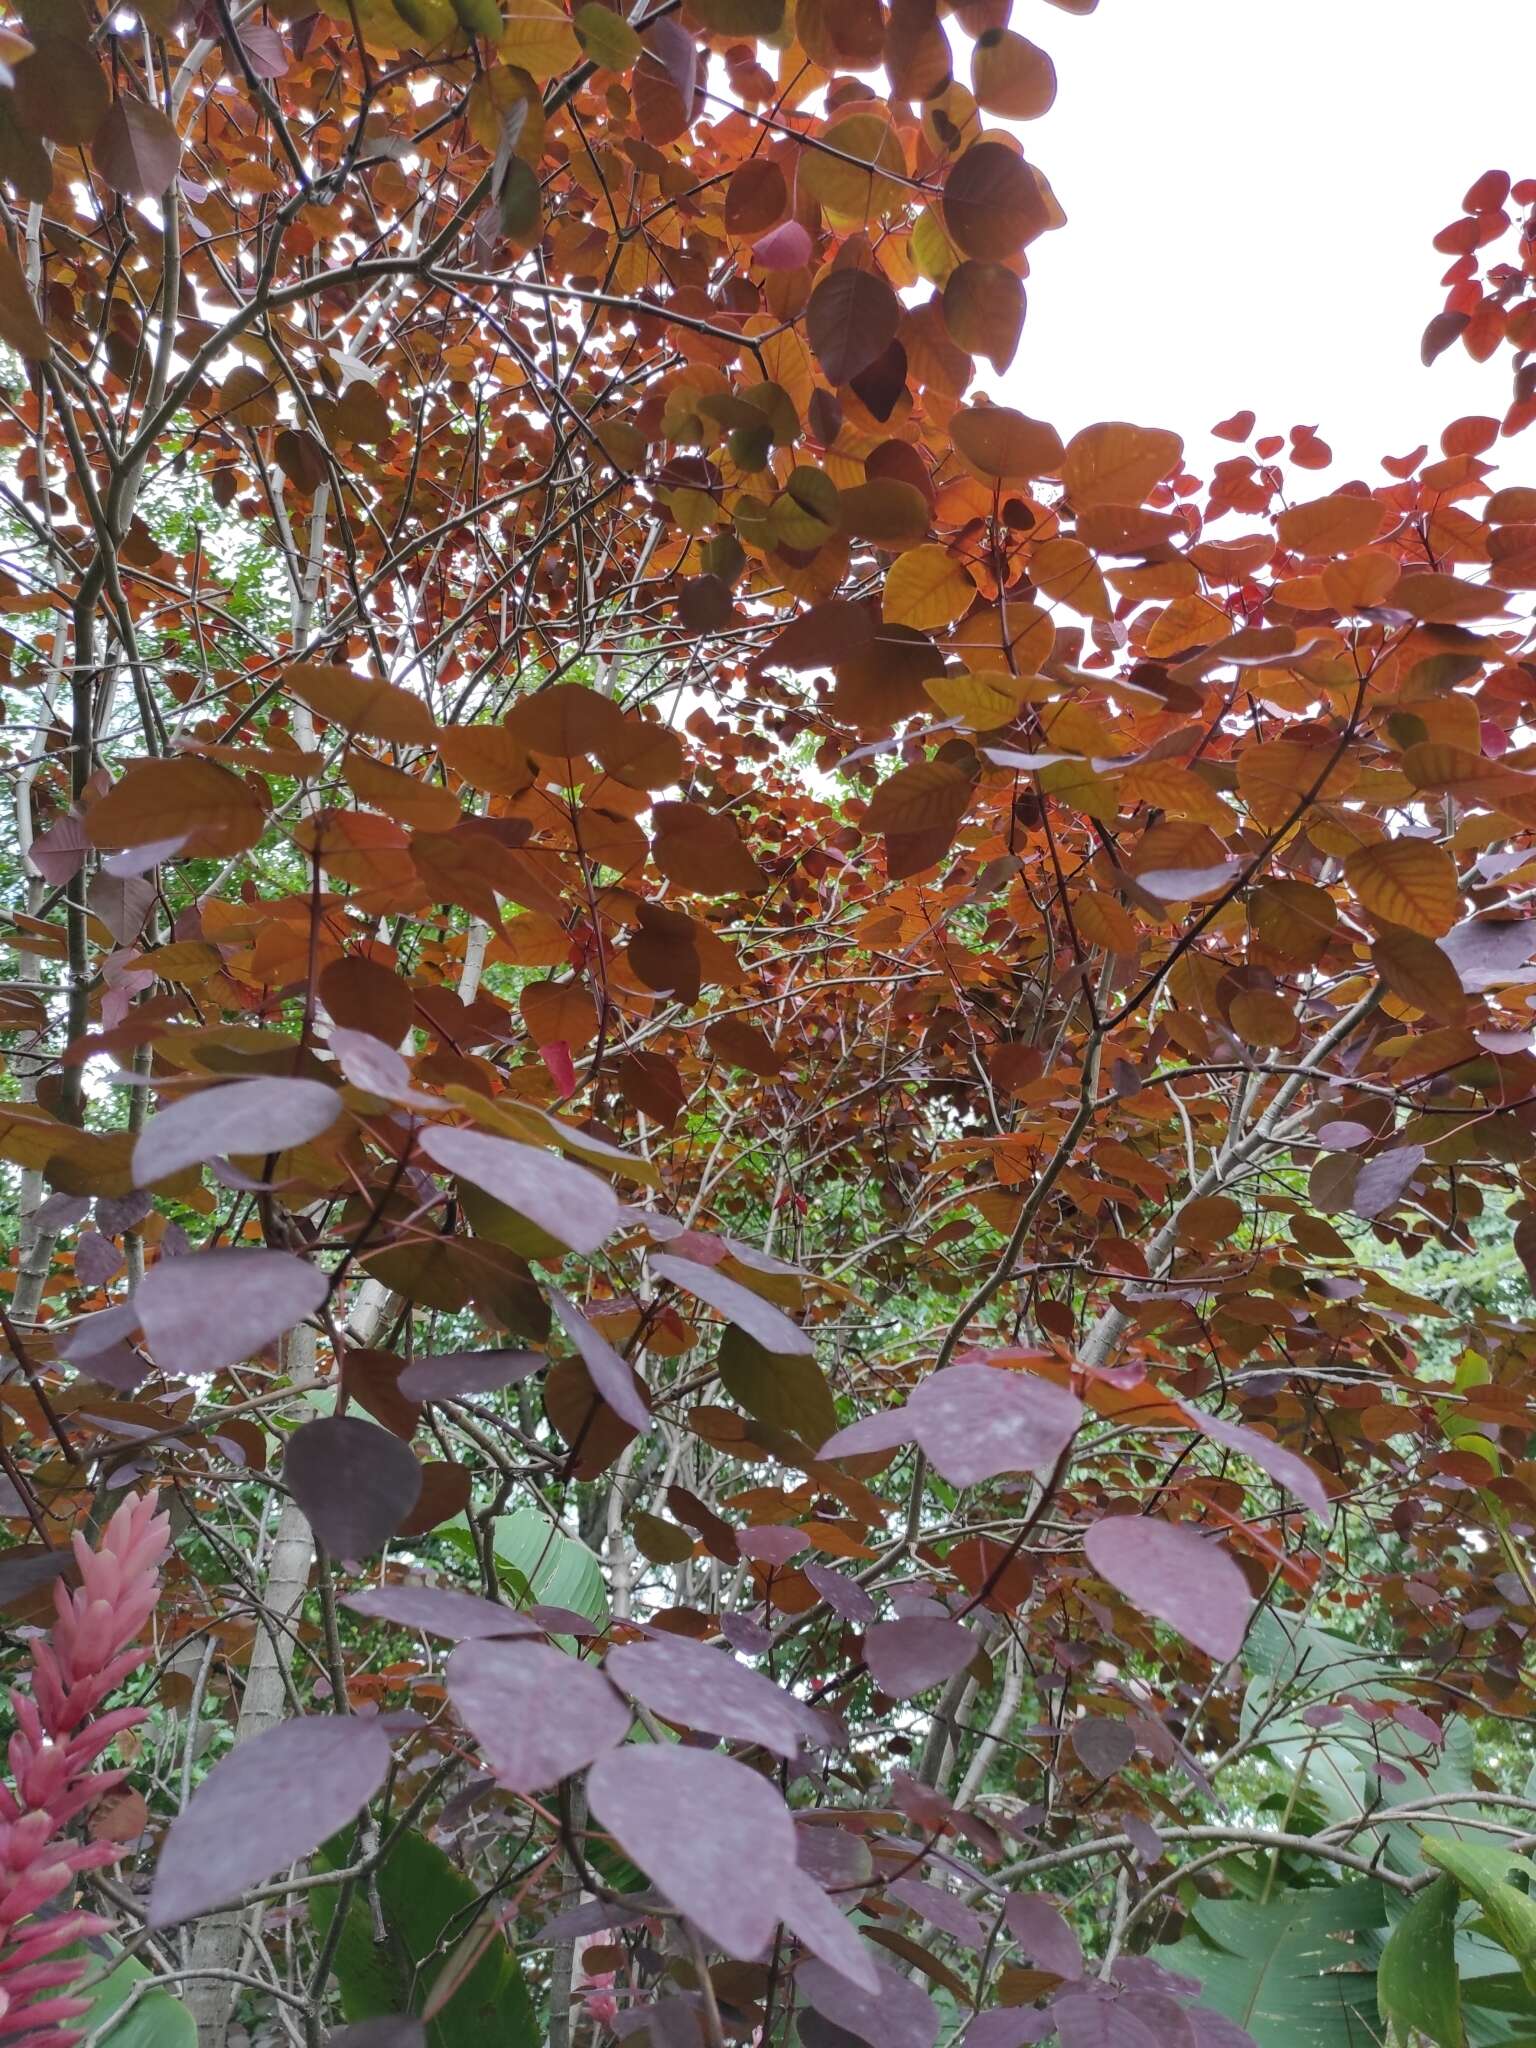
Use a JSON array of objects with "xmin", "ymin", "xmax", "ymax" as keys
[{"xmin": 993, "ymin": 0, "xmax": 1536, "ymax": 485}]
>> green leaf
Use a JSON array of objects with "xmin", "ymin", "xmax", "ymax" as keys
[
  {"xmin": 75, "ymin": 1948, "xmax": 196, "ymax": 2048},
  {"xmin": 489, "ymin": 1505, "xmax": 606, "ymax": 1621},
  {"xmin": 311, "ymin": 1827, "xmax": 537, "ymax": 2048},
  {"xmin": 1155, "ymin": 1882, "xmax": 1387, "ymax": 2048},
  {"xmin": 1422, "ymin": 1839, "xmax": 1536, "ymax": 1995},
  {"xmin": 1379, "ymin": 1875, "xmax": 1464, "ymax": 2046}
]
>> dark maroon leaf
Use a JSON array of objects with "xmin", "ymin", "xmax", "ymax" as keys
[
  {"xmin": 863, "ymin": 1617, "xmax": 973, "ymax": 1698},
  {"xmin": 886, "ymin": 1876, "xmax": 987, "ymax": 1950},
  {"xmin": 447, "ymin": 1638, "xmax": 630, "ymax": 1791},
  {"xmin": 136, "ymin": 1249, "xmax": 328, "ymax": 1375},
  {"xmin": 148, "ymin": 1716, "xmax": 392, "ymax": 1926},
  {"xmin": 587, "ymin": 1742, "xmax": 798, "ymax": 1959},
  {"xmin": 1083, "ymin": 1517, "xmax": 1253, "ymax": 1662},
  {"xmin": 1185, "ymin": 2011, "xmax": 1258, "ymax": 2048},
  {"xmin": 396, "ymin": 1350, "xmax": 543, "ymax": 1401},
  {"xmin": 134, "ymin": 1077, "xmax": 342, "ymax": 1184},
  {"xmin": 550, "ymin": 1291, "xmax": 652, "ymax": 1430},
  {"xmin": 605, "ymin": 1637, "xmax": 813, "ymax": 1757},
  {"xmin": 91, "ymin": 95, "xmax": 180, "ymax": 197},
  {"xmin": 285, "ymin": 1416, "xmax": 423, "ymax": 1557},
  {"xmin": 419, "ymin": 1125, "xmax": 621, "ymax": 1253},
  {"xmin": 962, "ymin": 2015, "xmax": 1055, "ymax": 2047},
  {"xmin": 1070, "ymin": 1717, "xmax": 1135, "ymax": 1780},
  {"xmin": 1440, "ymin": 914, "xmax": 1536, "ymax": 990},
  {"xmin": 0, "ymin": 1546, "xmax": 74, "ymax": 1610},
  {"xmin": 798, "ymin": 1956, "xmax": 940, "ymax": 2048},
  {"xmin": 343, "ymin": 1584, "xmax": 542, "ymax": 1639},
  {"xmin": 806, "ymin": 269, "xmax": 902, "ymax": 387}
]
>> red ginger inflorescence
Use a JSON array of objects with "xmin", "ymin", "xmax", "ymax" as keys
[{"xmin": 0, "ymin": 1493, "xmax": 169, "ymax": 2048}]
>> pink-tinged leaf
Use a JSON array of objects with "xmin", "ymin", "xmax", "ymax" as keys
[
  {"xmin": 396, "ymin": 1350, "xmax": 543, "ymax": 1401},
  {"xmin": 88, "ymin": 870, "xmax": 154, "ymax": 945},
  {"xmin": 911, "ymin": 1363, "xmax": 1082, "ymax": 1485},
  {"xmin": 147, "ymin": 1716, "xmax": 391, "ymax": 1926},
  {"xmin": 586, "ymin": 1743, "xmax": 798, "ymax": 1960},
  {"xmin": 1136, "ymin": 862, "xmax": 1243, "ymax": 902},
  {"xmin": 818, "ymin": 1408, "xmax": 916, "ymax": 1463},
  {"xmin": 754, "ymin": 220, "xmax": 812, "ymax": 270},
  {"xmin": 1069, "ymin": 1718, "xmax": 1134, "ymax": 1780},
  {"xmin": 285, "ymin": 1416, "xmax": 423, "ymax": 1557},
  {"xmin": 61, "ymin": 1302, "xmax": 140, "ymax": 1359},
  {"xmin": 798, "ymin": 1956, "xmax": 940, "ymax": 2048},
  {"xmin": 605, "ymin": 1637, "xmax": 813, "ymax": 1757},
  {"xmin": 1083, "ymin": 1517, "xmax": 1253, "ymax": 1662},
  {"xmin": 345, "ymin": 1584, "xmax": 542, "ymax": 1639},
  {"xmin": 550, "ymin": 1291, "xmax": 652, "ymax": 1430},
  {"xmin": 539, "ymin": 1039, "xmax": 576, "ymax": 1097},
  {"xmin": 447, "ymin": 1639, "xmax": 630, "ymax": 1792},
  {"xmin": 863, "ymin": 1617, "xmax": 973, "ymax": 1697},
  {"xmin": 1051, "ymin": 1994, "xmax": 1161, "ymax": 2048},
  {"xmin": 1004, "ymin": 1889, "xmax": 1083, "ymax": 1979},
  {"xmin": 805, "ymin": 1561, "xmax": 876, "ymax": 1623},
  {"xmin": 1350, "ymin": 1144, "xmax": 1424, "ymax": 1221},
  {"xmin": 103, "ymin": 835, "xmax": 187, "ymax": 874},
  {"xmin": 133, "ymin": 1076, "xmax": 342, "ymax": 1184},
  {"xmin": 238, "ymin": 21, "xmax": 289, "ymax": 75},
  {"xmin": 419, "ymin": 1125, "xmax": 621, "ymax": 1254},
  {"xmin": 779, "ymin": 1865, "xmax": 880, "ymax": 1992},
  {"xmin": 136, "ymin": 1248, "xmax": 328, "ymax": 1375},
  {"xmin": 738, "ymin": 1526, "xmax": 807, "ymax": 1567},
  {"xmin": 29, "ymin": 809, "xmax": 88, "ymax": 886},
  {"xmin": 329, "ymin": 1027, "xmax": 439, "ymax": 1108},
  {"xmin": 1179, "ymin": 1403, "xmax": 1330, "ymax": 1515},
  {"xmin": 648, "ymin": 1251, "xmax": 812, "ymax": 1357}
]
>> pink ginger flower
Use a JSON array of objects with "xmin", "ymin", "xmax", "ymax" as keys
[{"xmin": 0, "ymin": 1492, "xmax": 169, "ymax": 2048}]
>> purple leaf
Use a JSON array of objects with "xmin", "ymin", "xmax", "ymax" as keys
[
  {"xmin": 396, "ymin": 1350, "xmax": 543, "ymax": 1401},
  {"xmin": 1004, "ymin": 1891, "xmax": 1083, "ymax": 1980},
  {"xmin": 795, "ymin": 1821, "xmax": 872, "ymax": 1891},
  {"xmin": 1083, "ymin": 1517, "xmax": 1253, "ymax": 1663},
  {"xmin": 344, "ymin": 1584, "xmax": 543, "ymax": 1640},
  {"xmin": 1137, "ymin": 862, "xmax": 1243, "ymax": 902},
  {"xmin": 285, "ymin": 1416, "xmax": 423, "ymax": 1557},
  {"xmin": 96, "ymin": 1190, "xmax": 153, "ymax": 1235},
  {"xmin": 909, "ymin": 1363, "xmax": 1081, "ymax": 1486},
  {"xmin": 1186, "ymin": 2012, "xmax": 1258, "ymax": 2048},
  {"xmin": 963, "ymin": 2015, "xmax": 1055, "ymax": 2048},
  {"xmin": 1120, "ymin": 1813, "xmax": 1163, "ymax": 1866},
  {"xmin": 29, "ymin": 810, "xmax": 88, "ymax": 886},
  {"xmin": 238, "ymin": 20, "xmax": 289, "ymax": 75},
  {"xmin": 74, "ymin": 1231, "xmax": 125, "ymax": 1290},
  {"xmin": 605, "ymin": 1637, "xmax": 812, "ymax": 1758},
  {"xmin": 779, "ymin": 1865, "xmax": 880, "ymax": 1992},
  {"xmin": 886, "ymin": 1876, "xmax": 987, "ymax": 1950},
  {"xmin": 75, "ymin": 1341, "xmax": 147, "ymax": 1392},
  {"xmin": 1117, "ymin": 1993, "xmax": 1196, "ymax": 2047},
  {"xmin": 420, "ymin": 1125, "xmax": 622, "ymax": 1254},
  {"xmin": 863, "ymin": 1618, "xmax": 973, "ymax": 1698},
  {"xmin": 817, "ymin": 1409, "xmax": 915, "ymax": 1463},
  {"xmin": 0, "ymin": 1548, "xmax": 75, "ymax": 1609},
  {"xmin": 329, "ymin": 2024, "xmax": 426, "ymax": 2048},
  {"xmin": 1179, "ymin": 1403, "xmax": 1330, "ymax": 1515},
  {"xmin": 1070, "ymin": 1718, "xmax": 1135, "ymax": 1780},
  {"xmin": 805, "ymin": 1562, "xmax": 876, "ymax": 1623},
  {"xmin": 648, "ymin": 1251, "xmax": 813, "ymax": 1357},
  {"xmin": 1349, "ymin": 1145, "xmax": 1423, "ymax": 1221},
  {"xmin": 798, "ymin": 1956, "xmax": 939, "ymax": 2048},
  {"xmin": 137, "ymin": 1248, "xmax": 328, "ymax": 1375},
  {"xmin": 587, "ymin": 1742, "xmax": 798, "ymax": 1960},
  {"xmin": 1050, "ymin": 1993, "xmax": 1161, "ymax": 2048},
  {"xmin": 447, "ymin": 1639, "xmax": 630, "ymax": 1792},
  {"xmin": 61, "ymin": 1302, "xmax": 140, "ymax": 1359},
  {"xmin": 550, "ymin": 1291, "xmax": 652, "ymax": 1430},
  {"xmin": 147, "ymin": 1716, "xmax": 391, "ymax": 1927},
  {"xmin": 1440, "ymin": 914, "xmax": 1536, "ymax": 991},
  {"xmin": 88, "ymin": 870, "xmax": 154, "ymax": 945},
  {"xmin": 133, "ymin": 1077, "xmax": 342, "ymax": 1184}
]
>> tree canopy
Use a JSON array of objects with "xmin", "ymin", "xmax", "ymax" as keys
[{"xmin": 0, "ymin": 0, "xmax": 1534, "ymax": 2044}]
